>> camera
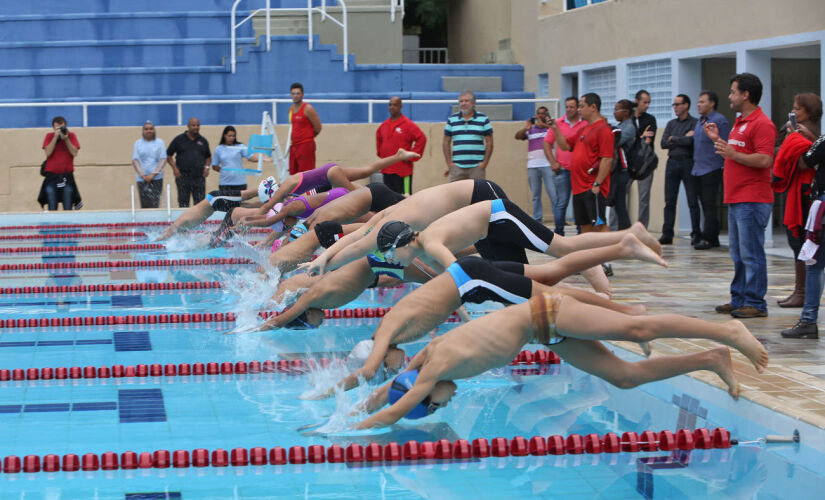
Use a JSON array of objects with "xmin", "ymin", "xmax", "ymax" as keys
[
  {"xmin": 59, "ymin": 126, "xmax": 68, "ymax": 135},
  {"xmin": 788, "ymin": 112, "xmax": 798, "ymax": 131},
  {"xmin": 530, "ymin": 117, "xmax": 537, "ymax": 124}
]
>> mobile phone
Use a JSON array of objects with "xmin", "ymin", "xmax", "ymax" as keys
[
  {"xmin": 530, "ymin": 117, "xmax": 537, "ymax": 124},
  {"xmin": 789, "ymin": 112, "xmax": 798, "ymax": 131}
]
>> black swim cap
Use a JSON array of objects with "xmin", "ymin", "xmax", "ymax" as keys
[
  {"xmin": 376, "ymin": 221, "xmax": 414, "ymax": 253},
  {"xmin": 314, "ymin": 221, "xmax": 344, "ymax": 249},
  {"xmin": 284, "ymin": 311, "xmax": 315, "ymax": 329}
]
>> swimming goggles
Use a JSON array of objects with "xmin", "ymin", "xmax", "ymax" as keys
[{"xmin": 381, "ymin": 226, "xmax": 414, "ymax": 261}]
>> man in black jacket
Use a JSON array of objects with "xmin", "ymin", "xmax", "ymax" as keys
[{"xmin": 166, "ymin": 117, "xmax": 211, "ymax": 207}]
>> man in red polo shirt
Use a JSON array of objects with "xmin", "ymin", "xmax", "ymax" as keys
[
  {"xmin": 706, "ymin": 73, "xmax": 777, "ymax": 319},
  {"xmin": 376, "ymin": 97, "xmax": 427, "ymax": 195},
  {"xmin": 548, "ymin": 92, "xmax": 614, "ymax": 234},
  {"xmin": 41, "ymin": 116, "xmax": 81, "ymax": 211}
]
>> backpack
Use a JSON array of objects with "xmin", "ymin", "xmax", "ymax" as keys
[{"xmin": 626, "ymin": 116, "xmax": 659, "ymax": 180}]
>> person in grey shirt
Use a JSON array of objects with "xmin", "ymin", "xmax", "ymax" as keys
[
  {"xmin": 608, "ymin": 99, "xmax": 637, "ymax": 231},
  {"xmin": 659, "ymin": 94, "xmax": 699, "ymax": 245},
  {"xmin": 629, "ymin": 90, "xmax": 657, "ymax": 227}
]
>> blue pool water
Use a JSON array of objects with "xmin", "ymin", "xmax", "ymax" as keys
[{"xmin": 1, "ymin": 214, "xmax": 824, "ymax": 499}]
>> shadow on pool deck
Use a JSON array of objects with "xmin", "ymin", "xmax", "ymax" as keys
[{"xmin": 528, "ymin": 234, "xmax": 825, "ymax": 429}]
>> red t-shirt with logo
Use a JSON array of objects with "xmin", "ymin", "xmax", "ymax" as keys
[
  {"xmin": 567, "ymin": 118, "xmax": 613, "ymax": 197},
  {"xmin": 42, "ymin": 132, "xmax": 80, "ymax": 174},
  {"xmin": 375, "ymin": 114, "xmax": 427, "ymax": 176},
  {"xmin": 723, "ymin": 107, "xmax": 777, "ymax": 204}
]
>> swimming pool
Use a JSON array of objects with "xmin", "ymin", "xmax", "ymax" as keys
[{"xmin": 1, "ymin": 211, "xmax": 824, "ymax": 499}]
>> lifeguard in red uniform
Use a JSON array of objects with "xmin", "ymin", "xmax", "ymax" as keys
[{"xmin": 288, "ymin": 82, "xmax": 322, "ymax": 175}]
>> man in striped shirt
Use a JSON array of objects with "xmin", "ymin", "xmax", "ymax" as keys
[{"xmin": 443, "ymin": 91, "xmax": 494, "ymax": 181}]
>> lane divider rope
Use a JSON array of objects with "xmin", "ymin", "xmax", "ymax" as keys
[
  {"xmin": 0, "ymin": 281, "xmax": 222, "ymax": 296},
  {"xmin": 0, "ymin": 244, "xmax": 164, "ymax": 254},
  {"xmin": 0, "ymin": 221, "xmax": 221, "ymax": 231},
  {"xmin": 0, "ymin": 428, "xmax": 733, "ymax": 473},
  {"xmin": 0, "ymin": 257, "xmax": 253, "ymax": 272},
  {"xmin": 0, "ymin": 350, "xmax": 560, "ymax": 382}
]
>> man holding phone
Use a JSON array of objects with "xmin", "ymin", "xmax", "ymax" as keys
[{"xmin": 515, "ymin": 106, "xmax": 554, "ymax": 222}]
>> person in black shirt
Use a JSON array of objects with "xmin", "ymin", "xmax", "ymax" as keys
[
  {"xmin": 629, "ymin": 90, "xmax": 657, "ymax": 227},
  {"xmin": 659, "ymin": 94, "xmax": 700, "ymax": 245},
  {"xmin": 166, "ymin": 117, "xmax": 211, "ymax": 207},
  {"xmin": 782, "ymin": 130, "xmax": 825, "ymax": 339}
]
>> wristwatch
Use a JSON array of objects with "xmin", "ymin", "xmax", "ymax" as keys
[{"xmin": 592, "ymin": 181, "xmax": 600, "ymax": 187}]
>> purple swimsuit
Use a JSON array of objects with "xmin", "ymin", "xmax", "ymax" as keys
[
  {"xmin": 293, "ymin": 187, "xmax": 348, "ymax": 218},
  {"xmin": 289, "ymin": 162, "xmax": 338, "ymax": 195}
]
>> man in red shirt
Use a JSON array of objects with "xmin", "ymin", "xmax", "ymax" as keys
[
  {"xmin": 375, "ymin": 97, "xmax": 427, "ymax": 195},
  {"xmin": 706, "ymin": 73, "xmax": 777, "ymax": 319},
  {"xmin": 549, "ymin": 93, "xmax": 614, "ymax": 234},
  {"xmin": 288, "ymin": 82, "xmax": 322, "ymax": 175},
  {"xmin": 41, "ymin": 116, "xmax": 81, "ymax": 210}
]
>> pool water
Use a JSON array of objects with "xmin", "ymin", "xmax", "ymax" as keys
[{"xmin": 0, "ymin": 215, "xmax": 824, "ymax": 499}]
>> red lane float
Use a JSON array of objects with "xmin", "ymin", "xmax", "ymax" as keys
[
  {"xmin": 0, "ymin": 243, "xmax": 164, "ymax": 254},
  {"xmin": 0, "ymin": 349, "xmax": 561, "ymax": 383},
  {"xmin": 0, "ymin": 232, "xmax": 147, "ymax": 240},
  {"xmin": 0, "ymin": 257, "xmax": 252, "ymax": 272},
  {"xmin": 0, "ymin": 428, "xmax": 731, "ymax": 473}
]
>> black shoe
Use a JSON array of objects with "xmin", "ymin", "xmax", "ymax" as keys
[
  {"xmin": 691, "ymin": 236, "xmax": 702, "ymax": 246},
  {"xmin": 658, "ymin": 236, "xmax": 673, "ymax": 245},
  {"xmin": 781, "ymin": 321, "xmax": 819, "ymax": 338},
  {"xmin": 715, "ymin": 303, "xmax": 735, "ymax": 314},
  {"xmin": 694, "ymin": 240, "xmax": 719, "ymax": 250},
  {"xmin": 602, "ymin": 263, "xmax": 613, "ymax": 277},
  {"xmin": 731, "ymin": 306, "xmax": 768, "ymax": 318}
]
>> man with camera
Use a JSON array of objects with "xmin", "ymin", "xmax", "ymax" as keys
[
  {"xmin": 40, "ymin": 116, "xmax": 81, "ymax": 211},
  {"xmin": 515, "ymin": 106, "xmax": 553, "ymax": 222}
]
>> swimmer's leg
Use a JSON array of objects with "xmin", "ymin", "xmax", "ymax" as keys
[
  {"xmin": 337, "ymin": 149, "xmax": 420, "ymax": 183},
  {"xmin": 549, "ymin": 222, "xmax": 662, "ymax": 257},
  {"xmin": 158, "ymin": 198, "xmax": 213, "ymax": 240},
  {"xmin": 553, "ymin": 295, "xmax": 769, "ymax": 373},
  {"xmin": 545, "ymin": 284, "xmax": 645, "ymax": 316},
  {"xmin": 551, "ymin": 339, "xmax": 740, "ymax": 399}
]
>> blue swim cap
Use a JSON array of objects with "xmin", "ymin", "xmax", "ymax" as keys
[{"xmin": 387, "ymin": 370, "xmax": 432, "ymax": 420}]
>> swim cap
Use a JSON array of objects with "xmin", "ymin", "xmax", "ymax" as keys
[
  {"xmin": 376, "ymin": 221, "xmax": 414, "ymax": 253},
  {"xmin": 283, "ymin": 311, "xmax": 316, "ymax": 329},
  {"xmin": 267, "ymin": 203, "xmax": 284, "ymax": 233},
  {"xmin": 314, "ymin": 221, "xmax": 344, "ymax": 249},
  {"xmin": 289, "ymin": 222, "xmax": 308, "ymax": 242},
  {"xmin": 387, "ymin": 370, "xmax": 433, "ymax": 420},
  {"xmin": 347, "ymin": 339, "xmax": 375, "ymax": 365},
  {"xmin": 258, "ymin": 176, "xmax": 279, "ymax": 203}
]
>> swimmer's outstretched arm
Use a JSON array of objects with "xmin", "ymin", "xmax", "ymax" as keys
[
  {"xmin": 255, "ymin": 231, "xmax": 280, "ymax": 250},
  {"xmin": 356, "ymin": 374, "xmax": 436, "ymax": 429},
  {"xmin": 304, "ymin": 226, "xmax": 380, "ymax": 275},
  {"xmin": 351, "ymin": 381, "xmax": 391, "ymax": 415},
  {"xmin": 336, "ymin": 335, "xmax": 396, "ymax": 393}
]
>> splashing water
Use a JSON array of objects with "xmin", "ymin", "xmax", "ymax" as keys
[{"xmin": 160, "ymin": 230, "xmax": 212, "ymax": 253}]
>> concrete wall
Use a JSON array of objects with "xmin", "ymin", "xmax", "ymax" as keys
[
  {"xmin": 0, "ymin": 122, "xmax": 537, "ymax": 216},
  {"xmin": 313, "ymin": 7, "xmax": 403, "ymax": 64},
  {"xmin": 447, "ymin": 0, "xmax": 512, "ymax": 65}
]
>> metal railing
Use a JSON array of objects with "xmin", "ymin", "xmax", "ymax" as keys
[
  {"xmin": 231, "ymin": 0, "xmax": 270, "ymax": 74},
  {"xmin": 230, "ymin": 1, "xmax": 349, "ymax": 73},
  {"xmin": 308, "ymin": 0, "xmax": 348, "ymax": 72},
  {"xmin": 0, "ymin": 98, "xmax": 560, "ymax": 128},
  {"xmin": 390, "ymin": 0, "xmax": 404, "ymax": 22},
  {"xmin": 417, "ymin": 47, "xmax": 448, "ymax": 64}
]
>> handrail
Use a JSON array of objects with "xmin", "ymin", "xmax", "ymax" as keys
[
  {"xmin": 308, "ymin": 0, "xmax": 348, "ymax": 71},
  {"xmin": 231, "ymin": 0, "xmax": 271, "ymax": 74},
  {"xmin": 0, "ymin": 98, "xmax": 560, "ymax": 127}
]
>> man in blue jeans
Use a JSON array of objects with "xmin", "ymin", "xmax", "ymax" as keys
[
  {"xmin": 515, "ymin": 106, "xmax": 553, "ymax": 221},
  {"xmin": 706, "ymin": 73, "xmax": 777, "ymax": 319},
  {"xmin": 543, "ymin": 97, "xmax": 585, "ymax": 235},
  {"xmin": 782, "ymin": 129, "xmax": 825, "ymax": 338}
]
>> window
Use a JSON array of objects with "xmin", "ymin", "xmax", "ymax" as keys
[
  {"xmin": 627, "ymin": 59, "xmax": 672, "ymax": 124},
  {"xmin": 566, "ymin": 0, "xmax": 608, "ymax": 11},
  {"xmin": 538, "ymin": 73, "xmax": 549, "ymax": 97},
  {"xmin": 582, "ymin": 66, "xmax": 616, "ymax": 111}
]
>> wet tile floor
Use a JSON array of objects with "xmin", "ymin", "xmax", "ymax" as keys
[{"xmin": 531, "ymin": 235, "xmax": 825, "ymax": 429}]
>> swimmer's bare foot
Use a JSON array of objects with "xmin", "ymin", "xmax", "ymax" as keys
[
  {"xmin": 629, "ymin": 222, "xmax": 662, "ymax": 256},
  {"xmin": 619, "ymin": 233, "xmax": 668, "ymax": 267},
  {"xmin": 396, "ymin": 148, "xmax": 421, "ymax": 162},
  {"xmin": 726, "ymin": 320, "xmax": 769, "ymax": 374},
  {"xmin": 706, "ymin": 346, "xmax": 740, "ymax": 399},
  {"xmin": 639, "ymin": 341, "xmax": 652, "ymax": 357}
]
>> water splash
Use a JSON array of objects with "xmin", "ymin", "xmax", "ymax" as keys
[{"xmin": 160, "ymin": 230, "xmax": 212, "ymax": 253}]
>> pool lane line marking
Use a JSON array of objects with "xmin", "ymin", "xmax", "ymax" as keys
[
  {"xmin": 0, "ymin": 428, "xmax": 734, "ymax": 473},
  {"xmin": 0, "ymin": 350, "xmax": 561, "ymax": 383}
]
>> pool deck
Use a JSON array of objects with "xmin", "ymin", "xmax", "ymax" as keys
[{"xmin": 531, "ymin": 235, "xmax": 825, "ymax": 430}]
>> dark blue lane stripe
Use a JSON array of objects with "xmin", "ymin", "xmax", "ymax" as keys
[
  {"xmin": 73, "ymin": 402, "xmax": 117, "ymax": 411},
  {"xmin": 0, "ymin": 402, "xmax": 117, "ymax": 414},
  {"xmin": 113, "ymin": 331, "xmax": 152, "ymax": 352},
  {"xmin": 119, "ymin": 389, "xmax": 166, "ymax": 423},
  {"xmin": 125, "ymin": 493, "xmax": 182, "ymax": 500},
  {"xmin": 0, "ymin": 339, "xmax": 113, "ymax": 348},
  {"xmin": 0, "ymin": 300, "xmax": 110, "ymax": 307},
  {"xmin": 25, "ymin": 403, "xmax": 71, "ymax": 412}
]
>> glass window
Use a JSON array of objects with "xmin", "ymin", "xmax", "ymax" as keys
[
  {"xmin": 627, "ymin": 59, "xmax": 673, "ymax": 124},
  {"xmin": 582, "ymin": 66, "xmax": 617, "ymax": 111}
]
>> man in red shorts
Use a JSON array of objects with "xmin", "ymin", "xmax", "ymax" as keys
[
  {"xmin": 548, "ymin": 92, "xmax": 614, "ymax": 234},
  {"xmin": 289, "ymin": 82, "xmax": 322, "ymax": 175}
]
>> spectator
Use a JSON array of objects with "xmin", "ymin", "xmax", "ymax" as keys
[
  {"xmin": 166, "ymin": 117, "xmax": 211, "ymax": 207},
  {"xmin": 543, "ymin": 97, "xmax": 585, "ymax": 235},
  {"xmin": 692, "ymin": 90, "xmax": 731, "ymax": 250},
  {"xmin": 515, "ymin": 106, "xmax": 553, "ymax": 221},
  {"xmin": 376, "ymin": 96, "xmax": 427, "ymax": 195},
  {"xmin": 781, "ymin": 126, "xmax": 825, "ymax": 338},
  {"xmin": 212, "ymin": 125, "xmax": 260, "ymax": 191},
  {"xmin": 443, "ymin": 91, "xmax": 493, "ymax": 181},
  {"xmin": 774, "ymin": 93, "xmax": 822, "ymax": 308},
  {"xmin": 131, "ymin": 121, "xmax": 166, "ymax": 208},
  {"xmin": 629, "ymin": 90, "xmax": 657, "ymax": 227},
  {"xmin": 549, "ymin": 93, "xmax": 614, "ymax": 234},
  {"xmin": 659, "ymin": 94, "xmax": 699, "ymax": 245},
  {"xmin": 708, "ymin": 73, "xmax": 777, "ymax": 319},
  {"xmin": 608, "ymin": 99, "xmax": 637, "ymax": 231},
  {"xmin": 288, "ymin": 82, "xmax": 322, "ymax": 175},
  {"xmin": 39, "ymin": 116, "xmax": 81, "ymax": 211}
]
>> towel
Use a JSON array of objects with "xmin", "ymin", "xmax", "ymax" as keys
[{"xmin": 772, "ymin": 133, "xmax": 814, "ymax": 236}]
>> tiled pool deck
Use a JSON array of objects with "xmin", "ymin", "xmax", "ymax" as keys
[{"xmin": 532, "ymin": 236, "xmax": 825, "ymax": 430}]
